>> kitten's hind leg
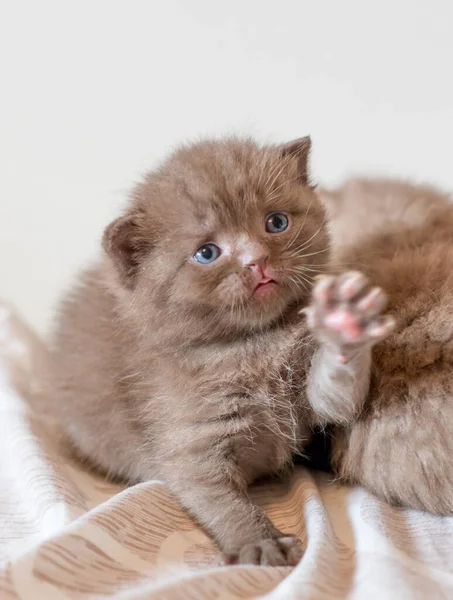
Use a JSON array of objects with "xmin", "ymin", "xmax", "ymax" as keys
[{"xmin": 303, "ymin": 271, "xmax": 395, "ymax": 425}]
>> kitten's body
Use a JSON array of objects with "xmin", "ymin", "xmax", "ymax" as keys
[
  {"xmin": 323, "ymin": 178, "xmax": 453, "ymax": 514},
  {"xmin": 58, "ymin": 268, "xmax": 309, "ymax": 484},
  {"xmin": 46, "ymin": 138, "xmax": 390, "ymax": 565}
]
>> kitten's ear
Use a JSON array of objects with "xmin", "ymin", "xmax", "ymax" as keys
[
  {"xmin": 102, "ymin": 213, "xmax": 152, "ymax": 288},
  {"xmin": 280, "ymin": 136, "xmax": 312, "ymax": 185}
]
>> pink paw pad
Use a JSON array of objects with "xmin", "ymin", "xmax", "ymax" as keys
[
  {"xmin": 304, "ymin": 270, "xmax": 395, "ymax": 353},
  {"xmin": 325, "ymin": 309, "xmax": 361, "ymax": 340}
]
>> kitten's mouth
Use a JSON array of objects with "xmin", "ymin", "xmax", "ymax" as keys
[{"xmin": 253, "ymin": 278, "xmax": 278, "ymax": 297}]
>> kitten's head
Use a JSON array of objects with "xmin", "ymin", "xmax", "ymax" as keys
[{"xmin": 103, "ymin": 137, "xmax": 329, "ymax": 342}]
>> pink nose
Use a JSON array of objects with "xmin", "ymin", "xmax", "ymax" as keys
[
  {"xmin": 244, "ymin": 257, "xmax": 267, "ymax": 273},
  {"xmin": 241, "ymin": 244, "xmax": 269, "ymax": 274},
  {"xmin": 240, "ymin": 241, "xmax": 268, "ymax": 274}
]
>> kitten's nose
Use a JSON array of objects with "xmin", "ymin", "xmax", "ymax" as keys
[
  {"xmin": 244, "ymin": 258, "xmax": 267, "ymax": 274},
  {"xmin": 241, "ymin": 243, "xmax": 269, "ymax": 275}
]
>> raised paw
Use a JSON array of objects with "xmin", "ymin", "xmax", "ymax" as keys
[
  {"xmin": 223, "ymin": 536, "xmax": 303, "ymax": 567},
  {"xmin": 302, "ymin": 271, "xmax": 395, "ymax": 360}
]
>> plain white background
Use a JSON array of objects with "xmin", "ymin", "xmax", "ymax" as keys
[{"xmin": 1, "ymin": 0, "xmax": 453, "ymax": 335}]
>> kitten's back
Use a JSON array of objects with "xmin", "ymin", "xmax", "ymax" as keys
[{"xmin": 321, "ymin": 178, "xmax": 452, "ymax": 258}]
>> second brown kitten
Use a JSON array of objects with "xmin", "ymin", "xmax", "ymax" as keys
[{"xmin": 321, "ymin": 178, "xmax": 453, "ymax": 516}]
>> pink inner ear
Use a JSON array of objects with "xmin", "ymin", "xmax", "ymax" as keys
[
  {"xmin": 103, "ymin": 214, "xmax": 149, "ymax": 286},
  {"xmin": 104, "ymin": 216, "xmax": 135, "ymax": 260}
]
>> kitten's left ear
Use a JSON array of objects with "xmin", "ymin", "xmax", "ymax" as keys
[
  {"xmin": 102, "ymin": 212, "xmax": 154, "ymax": 289},
  {"xmin": 280, "ymin": 136, "xmax": 312, "ymax": 185}
]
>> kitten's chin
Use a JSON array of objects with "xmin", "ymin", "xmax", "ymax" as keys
[{"xmin": 242, "ymin": 288, "xmax": 294, "ymax": 328}]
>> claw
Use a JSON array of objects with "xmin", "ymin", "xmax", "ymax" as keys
[
  {"xmin": 338, "ymin": 271, "xmax": 367, "ymax": 300},
  {"xmin": 366, "ymin": 315, "xmax": 396, "ymax": 339},
  {"xmin": 357, "ymin": 287, "xmax": 387, "ymax": 314},
  {"xmin": 312, "ymin": 276, "xmax": 334, "ymax": 304}
]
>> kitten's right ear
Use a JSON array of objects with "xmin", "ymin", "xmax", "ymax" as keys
[
  {"xmin": 102, "ymin": 213, "xmax": 152, "ymax": 288},
  {"xmin": 280, "ymin": 136, "xmax": 312, "ymax": 185}
]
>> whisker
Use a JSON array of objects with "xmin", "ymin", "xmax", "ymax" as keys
[
  {"xmin": 287, "ymin": 267, "xmax": 316, "ymax": 284},
  {"xmin": 292, "ymin": 214, "xmax": 328, "ymax": 254},
  {"xmin": 289, "ymin": 270, "xmax": 314, "ymax": 292},
  {"xmin": 301, "ymin": 196, "xmax": 314, "ymax": 231},
  {"xmin": 288, "ymin": 237, "xmax": 332, "ymax": 257},
  {"xmin": 290, "ymin": 269, "xmax": 316, "ymax": 281},
  {"xmin": 288, "ymin": 274, "xmax": 308, "ymax": 293},
  {"xmin": 296, "ymin": 263, "xmax": 332, "ymax": 269},
  {"xmin": 265, "ymin": 153, "xmax": 295, "ymax": 195},
  {"xmin": 281, "ymin": 196, "xmax": 316, "ymax": 254},
  {"xmin": 285, "ymin": 242, "xmax": 332, "ymax": 261},
  {"xmin": 295, "ymin": 247, "xmax": 331, "ymax": 259},
  {"xmin": 263, "ymin": 153, "xmax": 289, "ymax": 190},
  {"xmin": 257, "ymin": 148, "xmax": 272, "ymax": 191},
  {"xmin": 298, "ymin": 274, "xmax": 314, "ymax": 289},
  {"xmin": 283, "ymin": 221, "xmax": 305, "ymax": 253},
  {"xmin": 293, "ymin": 274, "xmax": 311, "ymax": 291},
  {"xmin": 291, "ymin": 266, "xmax": 323, "ymax": 274},
  {"xmin": 266, "ymin": 174, "xmax": 302, "ymax": 201}
]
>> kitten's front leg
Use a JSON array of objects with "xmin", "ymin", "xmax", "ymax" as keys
[
  {"xmin": 160, "ymin": 436, "xmax": 303, "ymax": 566},
  {"xmin": 303, "ymin": 271, "xmax": 395, "ymax": 424}
]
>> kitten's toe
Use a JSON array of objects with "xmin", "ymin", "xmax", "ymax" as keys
[
  {"xmin": 356, "ymin": 286, "xmax": 388, "ymax": 319},
  {"xmin": 336, "ymin": 271, "xmax": 369, "ymax": 301},
  {"xmin": 312, "ymin": 275, "xmax": 336, "ymax": 305},
  {"xmin": 224, "ymin": 536, "xmax": 303, "ymax": 567},
  {"xmin": 366, "ymin": 314, "xmax": 396, "ymax": 340},
  {"xmin": 310, "ymin": 271, "xmax": 370, "ymax": 312},
  {"xmin": 276, "ymin": 536, "xmax": 304, "ymax": 565}
]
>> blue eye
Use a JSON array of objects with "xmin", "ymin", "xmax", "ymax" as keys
[
  {"xmin": 265, "ymin": 212, "xmax": 288, "ymax": 233},
  {"xmin": 193, "ymin": 243, "xmax": 221, "ymax": 264}
]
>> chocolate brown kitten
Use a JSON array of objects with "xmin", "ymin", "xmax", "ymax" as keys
[
  {"xmin": 46, "ymin": 138, "xmax": 391, "ymax": 565},
  {"xmin": 320, "ymin": 178, "xmax": 453, "ymax": 515}
]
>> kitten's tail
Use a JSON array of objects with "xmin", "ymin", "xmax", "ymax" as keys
[{"xmin": 0, "ymin": 301, "xmax": 52, "ymax": 413}]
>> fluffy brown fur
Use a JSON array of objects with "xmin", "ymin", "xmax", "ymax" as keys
[
  {"xmin": 321, "ymin": 178, "xmax": 453, "ymax": 515},
  {"xmin": 45, "ymin": 137, "xmax": 392, "ymax": 566},
  {"xmin": 47, "ymin": 137, "xmax": 319, "ymax": 566}
]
